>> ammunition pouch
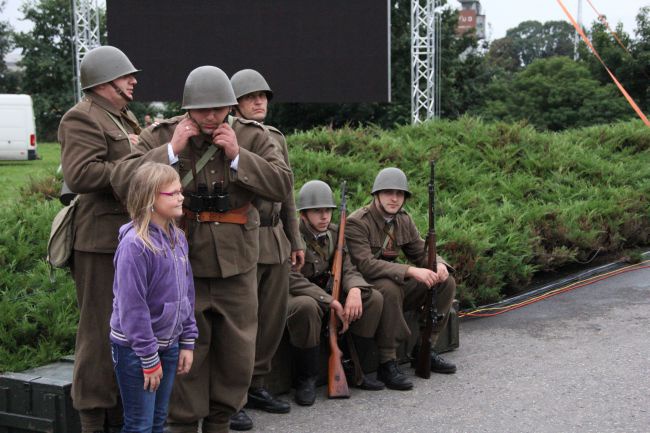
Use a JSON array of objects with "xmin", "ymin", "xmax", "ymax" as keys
[{"xmin": 380, "ymin": 250, "xmax": 399, "ymax": 262}]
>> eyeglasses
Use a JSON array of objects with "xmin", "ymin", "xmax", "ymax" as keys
[{"xmin": 159, "ymin": 189, "xmax": 184, "ymax": 199}]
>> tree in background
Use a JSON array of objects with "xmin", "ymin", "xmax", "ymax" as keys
[
  {"xmin": 0, "ymin": 0, "xmax": 21, "ymax": 93},
  {"xmin": 486, "ymin": 20, "xmax": 576, "ymax": 71},
  {"xmin": 579, "ymin": 7, "xmax": 650, "ymax": 113},
  {"xmin": 474, "ymin": 56, "xmax": 631, "ymax": 130},
  {"xmin": 14, "ymin": 0, "xmax": 75, "ymax": 141},
  {"xmin": 10, "ymin": 1, "xmax": 650, "ymax": 137}
]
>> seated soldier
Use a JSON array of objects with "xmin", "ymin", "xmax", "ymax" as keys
[
  {"xmin": 346, "ymin": 168, "xmax": 457, "ymax": 391},
  {"xmin": 287, "ymin": 180, "xmax": 385, "ymax": 406}
]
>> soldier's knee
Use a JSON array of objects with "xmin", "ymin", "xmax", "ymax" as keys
[
  {"xmin": 288, "ymin": 296, "xmax": 322, "ymax": 323},
  {"xmin": 373, "ymin": 278, "xmax": 402, "ymax": 301},
  {"xmin": 364, "ymin": 289, "xmax": 384, "ymax": 316}
]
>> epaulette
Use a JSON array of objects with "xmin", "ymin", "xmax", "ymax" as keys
[
  {"xmin": 348, "ymin": 206, "xmax": 370, "ymax": 220},
  {"xmin": 77, "ymin": 97, "xmax": 93, "ymax": 113},
  {"xmin": 233, "ymin": 116, "xmax": 265, "ymax": 129},
  {"xmin": 151, "ymin": 115, "xmax": 184, "ymax": 130},
  {"xmin": 358, "ymin": 206, "xmax": 371, "ymax": 216},
  {"xmin": 264, "ymin": 124, "xmax": 284, "ymax": 136}
]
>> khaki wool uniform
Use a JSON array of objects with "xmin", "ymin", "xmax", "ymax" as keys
[
  {"xmin": 345, "ymin": 203, "xmax": 456, "ymax": 363},
  {"xmin": 110, "ymin": 114, "xmax": 292, "ymax": 433},
  {"xmin": 58, "ymin": 92, "xmax": 140, "ymax": 420},
  {"xmin": 287, "ymin": 221, "xmax": 383, "ymax": 348},
  {"xmin": 252, "ymin": 126, "xmax": 302, "ymax": 388}
]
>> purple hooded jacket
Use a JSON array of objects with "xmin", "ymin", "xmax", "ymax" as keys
[{"xmin": 110, "ymin": 221, "xmax": 198, "ymax": 371}]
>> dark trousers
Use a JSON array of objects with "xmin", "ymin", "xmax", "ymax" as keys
[
  {"xmin": 167, "ymin": 270, "xmax": 258, "ymax": 433},
  {"xmin": 71, "ymin": 251, "xmax": 122, "ymax": 431}
]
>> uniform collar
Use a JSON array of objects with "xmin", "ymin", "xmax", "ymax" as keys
[
  {"xmin": 183, "ymin": 113, "xmax": 213, "ymax": 150},
  {"xmin": 299, "ymin": 219, "xmax": 329, "ymax": 241},
  {"xmin": 84, "ymin": 91, "xmax": 125, "ymax": 117},
  {"xmin": 368, "ymin": 201, "xmax": 397, "ymax": 227}
]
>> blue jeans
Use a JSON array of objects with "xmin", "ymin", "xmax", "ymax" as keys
[{"xmin": 112, "ymin": 343, "xmax": 179, "ymax": 433}]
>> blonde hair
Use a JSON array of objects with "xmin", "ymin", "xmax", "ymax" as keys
[{"xmin": 127, "ymin": 162, "xmax": 181, "ymax": 253}]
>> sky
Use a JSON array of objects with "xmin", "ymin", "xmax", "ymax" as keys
[{"xmin": 2, "ymin": 0, "xmax": 649, "ymax": 62}]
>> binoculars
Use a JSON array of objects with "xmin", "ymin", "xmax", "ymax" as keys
[{"xmin": 187, "ymin": 182, "xmax": 230, "ymax": 213}]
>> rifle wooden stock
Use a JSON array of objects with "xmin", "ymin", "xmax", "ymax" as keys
[
  {"xmin": 328, "ymin": 181, "xmax": 350, "ymax": 398},
  {"xmin": 415, "ymin": 161, "xmax": 438, "ymax": 379}
]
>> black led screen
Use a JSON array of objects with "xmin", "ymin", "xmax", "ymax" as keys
[{"xmin": 106, "ymin": 0, "xmax": 391, "ymax": 103}]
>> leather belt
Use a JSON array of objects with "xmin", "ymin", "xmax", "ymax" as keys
[
  {"xmin": 259, "ymin": 213, "xmax": 280, "ymax": 227},
  {"xmin": 183, "ymin": 203, "xmax": 250, "ymax": 225}
]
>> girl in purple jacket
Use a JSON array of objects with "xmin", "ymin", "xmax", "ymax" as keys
[{"xmin": 110, "ymin": 162, "xmax": 198, "ymax": 433}]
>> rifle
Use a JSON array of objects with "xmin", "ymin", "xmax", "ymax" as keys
[
  {"xmin": 327, "ymin": 181, "xmax": 350, "ymax": 399},
  {"xmin": 415, "ymin": 160, "xmax": 444, "ymax": 379}
]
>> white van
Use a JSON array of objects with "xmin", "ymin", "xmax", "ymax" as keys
[{"xmin": 0, "ymin": 94, "xmax": 38, "ymax": 160}]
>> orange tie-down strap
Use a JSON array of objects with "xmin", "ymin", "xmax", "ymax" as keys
[
  {"xmin": 183, "ymin": 203, "xmax": 250, "ymax": 225},
  {"xmin": 557, "ymin": 0, "xmax": 650, "ymax": 127}
]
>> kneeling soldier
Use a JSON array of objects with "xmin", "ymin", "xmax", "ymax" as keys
[
  {"xmin": 346, "ymin": 168, "xmax": 457, "ymax": 391},
  {"xmin": 287, "ymin": 180, "xmax": 385, "ymax": 406}
]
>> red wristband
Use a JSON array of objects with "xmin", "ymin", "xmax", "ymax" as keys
[{"xmin": 142, "ymin": 363, "xmax": 161, "ymax": 375}]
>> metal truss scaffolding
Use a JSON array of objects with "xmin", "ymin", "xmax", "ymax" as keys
[
  {"xmin": 71, "ymin": 0, "xmax": 101, "ymax": 102},
  {"xmin": 411, "ymin": 0, "xmax": 441, "ymax": 124}
]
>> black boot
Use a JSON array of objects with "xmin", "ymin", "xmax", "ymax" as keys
[
  {"xmin": 293, "ymin": 346, "xmax": 320, "ymax": 406},
  {"xmin": 229, "ymin": 410, "xmax": 253, "ymax": 431},
  {"xmin": 343, "ymin": 336, "xmax": 384, "ymax": 391},
  {"xmin": 246, "ymin": 387, "xmax": 291, "ymax": 413},
  {"xmin": 430, "ymin": 351, "xmax": 456, "ymax": 374},
  {"xmin": 377, "ymin": 360, "xmax": 413, "ymax": 391},
  {"xmin": 411, "ymin": 345, "xmax": 457, "ymax": 374}
]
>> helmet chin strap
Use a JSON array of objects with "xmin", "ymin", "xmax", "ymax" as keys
[
  {"xmin": 374, "ymin": 195, "xmax": 403, "ymax": 217},
  {"xmin": 110, "ymin": 81, "xmax": 132, "ymax": 103}
]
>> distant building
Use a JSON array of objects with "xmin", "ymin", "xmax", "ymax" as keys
[{"xmin": 457, "ymin": 0, "xmax": 486, "ymax": 39}]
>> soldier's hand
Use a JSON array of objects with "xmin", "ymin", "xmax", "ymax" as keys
[
  {"xmin": 171, "ymin": 118, "xmax": 199, "ymax": 155},
  {"xmin": 407, "ymin": 266, "xmax": 438, "ymax": 287},
  {"xmin": 435, "ymin": 262, "xmax": 449, "ymax": 283},
  {"xmin": 291, "ymin": 250, "xmax": 305, "ymax": 272},
  {"xmin": 177, "ymin": 349, "xmax": 193, "ymax": 375},
  {"xmin": 128, "ymin": 133, "xmax": 139, "ymax": 146},
  {"xmin": 330, "ymin": 299, "xmax": 349, "ymax": 334},
  {"xmin": 343, "ymin": 288, "xmax": 363, "ymax": 322},
  {"xmin": 143, "ymin": 366, "xmax": 163, "ymax": 392},
  {"xmin": 212, "ymin": 122, "xmax": 239, "ymax": 160}
]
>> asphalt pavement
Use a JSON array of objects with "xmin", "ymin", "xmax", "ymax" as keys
[{"xmin": 244, "ymin": 265, "xmax": 650, "ymax": 433}]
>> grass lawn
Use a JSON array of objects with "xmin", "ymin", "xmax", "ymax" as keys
[{"xmin": 0, "ymin": 142, "xmax": 61, "ymax": 204}]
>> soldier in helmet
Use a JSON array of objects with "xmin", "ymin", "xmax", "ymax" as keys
[
  {"xmin": 58, "ymin": 45, "xmax": 141, "ymax": 433},
  {"xmin": 287, "ymin": 180, "xmax": 385, "ymax": 407},
  {"xmin": 345, "ymin": 168, "xmax": 457, "ymax": 391},
  {"xmin": 228, "ymin": 69, "xmax": 302, "ymax": 430},
  {"xmin": 110, "ymin": 66, "xmax": 292, "ymax": 433}
]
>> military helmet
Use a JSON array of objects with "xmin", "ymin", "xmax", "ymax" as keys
[
  {"xmin": 230, "ymin": 69, "xmax": 273, "ymax": 100},
  {"xmin": 371, "ymin": 167, "xmax": 411, "ymax": 196},
  {"xmin": 297, "ymin": 180, "xmax": 337, "ymax": 211},
  {"xmin": 182, "ymin": 66, "xmax": 238, "ymax": 110},
  {"xmin": 80, "ymin": 45, "xmax": 140, "ymax": 90}
]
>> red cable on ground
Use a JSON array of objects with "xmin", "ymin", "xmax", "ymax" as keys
[{"xmin": 460, "ymin": 264, "xmax": 650, "ymax": 318}]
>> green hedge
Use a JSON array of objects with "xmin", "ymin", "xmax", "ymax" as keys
[
  {"xmin": 0, "ymin": 117, "xmax": 648, "ymax": 372},
  {"xmin": 286, "ymin": 117, "xmax": 650, "ymax": 305},
  {"xmin": 0, "ymin": 176, "xmax": 77, "ymax": 373}
]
